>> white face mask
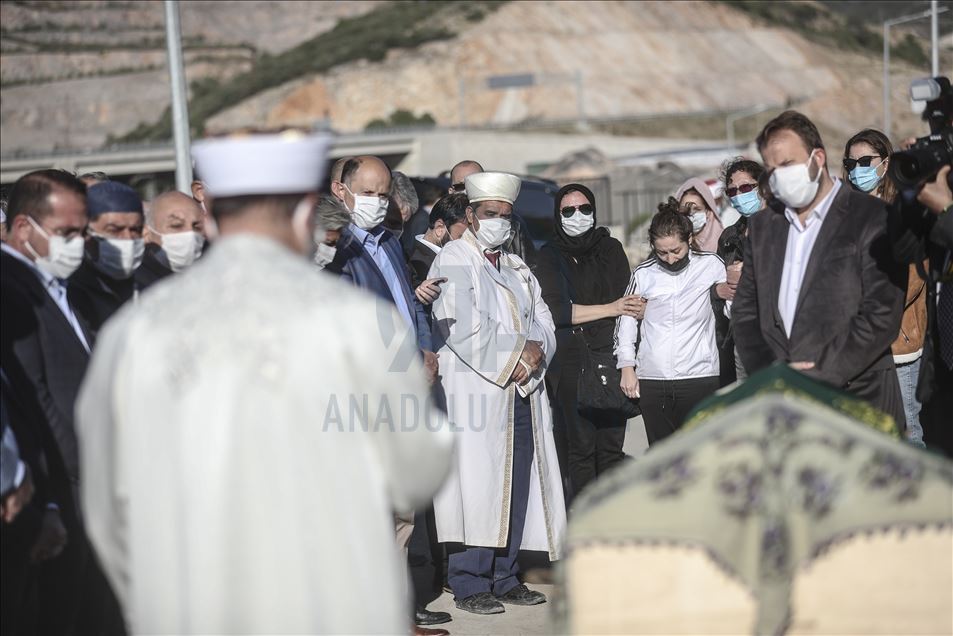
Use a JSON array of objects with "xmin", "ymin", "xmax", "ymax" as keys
[
  {"xmin": 345, "ymin": 185, "xmax": 388, "ymax": 230},
  {"xmin": 314, "ymin": 242, "xmax": 337, "ymax": 269},
  {"xmin": 473, "ymin": 217, "xmax": 511, "ymax": 250},
  {"xmin": 25, "ymin": 217, "xmax": 84, "ymax": 280},
  {"xmin": 562, "ymin": 211, "xmax": 594, "ymax": 237},
  {"xmin": 152, "ymin": 228, "xmax": 203, "ymax": 272},
  {"xmin": 690, "ymin": 211, "xmax": 707, "ymax": 233},
  {"xmin": 91, "ymin": 234, "xmax": 144, "ymax": 280},
  {"xmin": 769, "ymin": 149, "xmax": 822, "ymax": 210}
]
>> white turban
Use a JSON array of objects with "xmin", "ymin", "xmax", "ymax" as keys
[
  {"xmin": 465, "ymin": 171, "xmax": 521, "ymax": 205},
  {"xmin": 191, "ymin": 131, "xmax": 332, "ymax": 198}
]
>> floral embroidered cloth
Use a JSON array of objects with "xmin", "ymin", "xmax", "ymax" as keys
[
  {"xmin": 684, "ymin": 363, "xmax": 901, "ymax": 438},
  {"xmin": 556, "ymin": 393, "xmax": 953, "ymax": 634}
]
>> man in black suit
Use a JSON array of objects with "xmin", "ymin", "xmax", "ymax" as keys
[
  {"xmin": 408, "ymin": 192, "xmax": 470, "ymax": 290},
  {"xmin": 733, "ymin": 111, "xmax": 907, "ymax": 425},
  {"xmin": 69, "ymin": 181, "xmax": 145, "ymax": 336},
  {"xmin": 1, "ymin": 169, "xmax": 95, "ymax": 634}
]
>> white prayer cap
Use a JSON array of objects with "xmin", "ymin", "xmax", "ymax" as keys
[
  {"xmin": 465, "ymin": 171, "xmax": 521, "ymax": 205},
  {"xmin": 191, "ymin": 131, "xmax": 332, "ymax": 198}
]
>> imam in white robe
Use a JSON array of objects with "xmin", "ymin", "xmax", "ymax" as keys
[
  {"xmin": 76, "ymin": 234, "xmax": 453, "ymax": 635},
  {"xmin": 429, "ymin": 230, "xmax": 566, "ymax": 559}
]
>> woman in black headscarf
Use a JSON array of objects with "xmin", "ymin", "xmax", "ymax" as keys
[{"xmin": 536, "ymin": 184, "xmax": 643, "ymax": 504}]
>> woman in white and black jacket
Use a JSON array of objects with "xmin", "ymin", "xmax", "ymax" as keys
[{"xmin": 614, "ymin": 206, "xmax": 730, "ymax": 445}]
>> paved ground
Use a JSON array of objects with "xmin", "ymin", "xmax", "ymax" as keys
[
  {"xmin": 428, "ymin": 584, "xmax": 556, "ymax": 636},
  {"xmin": 423, "ymin": 417, "xmax": 648, "ymax": 635}
]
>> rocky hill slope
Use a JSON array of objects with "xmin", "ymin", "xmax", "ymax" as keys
[{"xmin": 1, "ymin": 0, "xmax": 948, "ymax": 155}]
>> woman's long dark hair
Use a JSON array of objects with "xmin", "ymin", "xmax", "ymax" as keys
[{"xmin": 843, "ymin": 128, "xmax": 897, "ymax": 203}]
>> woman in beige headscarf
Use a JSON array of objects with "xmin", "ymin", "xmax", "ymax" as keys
[{"xmin": 675, "ymin": 177, "xmax": 724, "ymax": 253}]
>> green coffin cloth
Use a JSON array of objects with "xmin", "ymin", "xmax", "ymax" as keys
[
  {"xmin": 557, "ymin": 393, "xmax": 953, "ymax": 635},
  {"xmin": 684, "ymin": 363, "xmax": 900, "ymax": 438}
]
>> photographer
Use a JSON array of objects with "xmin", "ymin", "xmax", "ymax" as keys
[{"xmin": 887, "ymin": 77, "xmax": 953, "ymax": 455}]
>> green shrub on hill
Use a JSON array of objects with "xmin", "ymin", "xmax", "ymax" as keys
[
  {"xmin": 115, "ymin": 1, "xmax": 507, "ymax": 144},
  {"xmin": 365, "ymin": 109, "xmax": 437, "ymax": 130},
  {"xmin": 719, "ymin": 0, "xmax": 929, "ymax": 67}
]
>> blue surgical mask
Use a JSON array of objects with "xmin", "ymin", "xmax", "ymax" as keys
[
  {"xmin": 849, "ymin": 165, "xmax": 882, "ymax": 193},
  {"xmin": 730, "ymin": 190, "xmax": 762, "ymax": 217}
]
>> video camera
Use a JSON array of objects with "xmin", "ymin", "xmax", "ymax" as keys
[{"xmin": 889, "ymin": 76, "xmax": 953, "ymax": 190}]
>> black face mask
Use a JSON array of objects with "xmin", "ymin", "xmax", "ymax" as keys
[{"xmin": 658, "ymin": 252, "xmax": 690, "ymax": 273}]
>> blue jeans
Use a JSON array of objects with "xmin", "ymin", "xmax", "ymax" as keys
[{"xmin": 895, "ymin": 360, "xmax": 925, "ymax": 448}]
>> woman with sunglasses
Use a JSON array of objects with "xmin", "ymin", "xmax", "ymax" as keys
[
  {"xmin": 713, "ymin": 157, "xmax": 766, "ymax": 386},
  {"xmin": 615, "ymin": 205, "xmax": 726, "ymax": 446},
  {"xmin": 844, "ymin": 129, "xmax": 926, "ymax": 448},
  {"xmin": 536, "ymin": 184, "xmax": 642, "ymax": 502}
]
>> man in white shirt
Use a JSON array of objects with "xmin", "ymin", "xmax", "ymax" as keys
[{"xmin": 733, "ymin": 111, "xmax": 907, "ymax": 426}]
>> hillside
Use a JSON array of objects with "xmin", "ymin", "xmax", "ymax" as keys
[{"xmin": 1, "ymin": 0, "xmax": 949, "ymax": 156}]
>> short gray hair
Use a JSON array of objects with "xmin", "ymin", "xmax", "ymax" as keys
[
  {"xmin": 314, "ymin": 195, "xmax": 351, "ymax": 232},
  {"xmin": 390, "ymin": 170, "xmax": 418, "ymax": 216}
]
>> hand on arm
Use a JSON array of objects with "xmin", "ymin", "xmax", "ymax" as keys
[{"xmin": 572, "ymin": 295, "xmax": 646, "ymax": 324}]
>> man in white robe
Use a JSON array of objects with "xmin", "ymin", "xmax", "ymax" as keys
[
  {"xmin": 75, "ymin": 132, "xmax": 454, "ymax": 635},
  {"xmin": 429, "ymin": 172, "xmax": 567, "ymax": 615}
]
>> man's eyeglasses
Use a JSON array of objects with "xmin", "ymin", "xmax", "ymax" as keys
[
  {"xmin": 842, "ymin": 155, "xmax": 882, "ymax": 172},
  {"xmin": 725, "ymin": 183, "xmax": 759, "ymax": 198},
  {"xmin": 560, "ymin": 204, "xmax": 594, "ymax": 217},
  {"xmin": 451, "ymin": 182, "xmax": 466, "ymax": 192}
]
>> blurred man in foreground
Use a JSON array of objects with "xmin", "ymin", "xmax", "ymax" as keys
[{"xmin": 76, "ymin": 132, "xmax": 453, "ymax": 634}]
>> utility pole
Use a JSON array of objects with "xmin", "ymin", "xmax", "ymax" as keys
[
  {"xmin": 932, "ymin": 0, "xmax": 940, "ymax": 76},
  {"xmin": 164, "ymin": 0, "xmax": 192, "ymax": 193}
]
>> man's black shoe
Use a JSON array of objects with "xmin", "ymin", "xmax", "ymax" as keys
[
  {"xmin": 415, "ymin": 608, "xmax": 452, "ymax": 626},
  {"xmin": 454, "ymin": 592, "xmax": 505, "ymax": 615},
  {"xmin": 496, "ymin": 584, "xmax": 546, "ymax": 606}
]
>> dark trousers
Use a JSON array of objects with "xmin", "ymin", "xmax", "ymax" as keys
[
  {"xmin": 639, "ymin": 377, "xmax": 720, "ymax": 446},
  {"xmin": 447, "ymin": 393, "xmax": 533, "ymax": 600},
  {"xmin": 553, "ymin": 357, "xmax": 626, "ymax": 502},
  {"xmin": 408, "ymin": 505, "xmax": 442, "ymax": 610},
  {"xmin": 1, "ymin": 507, "xmax": 41, "ymax": 636}
]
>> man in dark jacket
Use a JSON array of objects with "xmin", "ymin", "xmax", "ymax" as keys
[
  {"xmin": 1, "ymin": 169, "xmax": 98, "ymax": 635},
  {"xmin": 888, "ymin": 162, "xmax": 953, "ymax": 454},
  {"xmin": 69, "ymin": 181, "xmax": 144, "ymax": 336},
  {"xmin": 733, "ymin": 111, "xmax": 907, "ymax": 426},
  {"xmin": 136, "ymin": 190, "xmax": 204, "ymax": 290}
]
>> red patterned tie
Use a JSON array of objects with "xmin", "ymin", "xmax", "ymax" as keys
[{"xmin": 484, "ymin": 250, "xmax": 500, "ymax": 269}]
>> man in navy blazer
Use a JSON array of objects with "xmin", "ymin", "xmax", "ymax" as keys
[
  {"xmin": 324, "ymin": 156, "xmax": 450, "ymax": 632},
  {"xmin": 325, "ymin": 156, "xmax": 434, "ymax": 357}
]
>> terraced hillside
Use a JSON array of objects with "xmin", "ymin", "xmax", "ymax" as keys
[{"xmin": 1, "ymin": 0, "xmax": 949, "ymax": 155}]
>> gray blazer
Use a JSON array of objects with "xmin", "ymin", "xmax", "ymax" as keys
[{"xmin": 733, "ymin": 183, "xmax": 907, "ymax": 420}]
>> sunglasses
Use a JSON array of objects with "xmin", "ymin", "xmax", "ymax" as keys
[
  {"xmin": 725, "ymin": 183, "xmax": 759, "ymax": 197},
  {"xmin": 560, "ymin": 203, "xmax": 594, "ymax": 217},
  {"xmin": 451, "ymin": 182, "xmax": 466, "ymax": 192},
  {"xmin": 842, "ymin": 155, "xmax": 882, "ymax": 171}
]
